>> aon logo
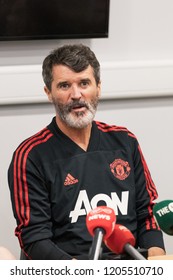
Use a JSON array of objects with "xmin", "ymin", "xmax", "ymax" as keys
[{"xmin": 69, "ymin": 190, "xmax": 129, "ymax": 223}]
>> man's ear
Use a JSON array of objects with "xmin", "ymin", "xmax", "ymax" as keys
[{"xmin": 44, "ymin": 86, "xmax": 53, "ymax": 103}]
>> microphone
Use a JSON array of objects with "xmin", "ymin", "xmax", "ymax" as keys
[
  {"xmin": 86, "ymin": 206, "xmax": 116, "ymax": 260},
  {"xmin": 105, "ymin": 224, "xmax": 146, "ymax": 260},
  {"xmin": 153, "ymin": 200, "xmax": 173, "ymax": 235}
]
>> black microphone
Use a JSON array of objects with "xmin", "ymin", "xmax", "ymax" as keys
[
  {"xmin": 86, "ymin": 206, "xmax": 116, "ymax": 260},
  {"xmin": 153, "ymin": 200, "xmax": 173, "ymax": 235},
  {"xmin": 105, "ymin": 224, "xmax": 146, "ymax": 260}
]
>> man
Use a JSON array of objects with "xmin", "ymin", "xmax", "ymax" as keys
[{"xmin": 8, "ymin": 44, "xmax": 165, "ymax": 260}]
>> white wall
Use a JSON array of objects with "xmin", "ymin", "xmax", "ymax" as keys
[{"xmin": 0, "ymin": 0, "xmax": 173, "ymax": 258}]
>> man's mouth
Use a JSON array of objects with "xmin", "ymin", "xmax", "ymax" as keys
[
  {"xmin": 72, "ymin": 104, "xmax": 86, "ymax": 111},
  {"xmin": 69, "ymin": 102, "xmax": 88, "ymax": 112}
]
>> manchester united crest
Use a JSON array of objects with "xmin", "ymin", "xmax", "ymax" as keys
[{"xmin": 110, "ymin": 159, "xmax": 131, "ymax": 180}]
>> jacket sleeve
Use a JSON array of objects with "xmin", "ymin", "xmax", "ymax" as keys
[
  {"xmin": 8, "ymin": 150, "xmax": 73, "ymax": 260},
  {"xmin": 130, "ymin": 135, "xmax": 165, "ymax": 250}
]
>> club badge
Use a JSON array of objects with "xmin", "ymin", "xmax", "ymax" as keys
[{"xmin": 110, "ymin": 159, "xmax": 131, "ymax": 180}]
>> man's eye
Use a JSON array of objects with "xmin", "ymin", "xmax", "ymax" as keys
[
  {"xmin": 81, "ymin": 81, "xmax": 89, "ymax": 87},
  {"xmin": 59, "ymin": 83, "xmax": 69, "ymax": 89}
]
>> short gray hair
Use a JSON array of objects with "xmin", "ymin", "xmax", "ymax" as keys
[{"xmin": 42, "ymin": 44, "xmax": 100, "ymax": 90}]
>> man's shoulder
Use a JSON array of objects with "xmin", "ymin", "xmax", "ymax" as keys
[
  {"xmin": 14, "ymin": 126, "xmax": 54, "ymax": 154},
  {"xmin": 94, "ymin": 120, "xmax": 132, "ymax": 134},
  {"xmin": 94, "ymin": 121, "xmax": 138, "ymax": 144}
]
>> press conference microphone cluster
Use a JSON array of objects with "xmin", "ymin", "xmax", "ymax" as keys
[
  {"xmin": 86, "ymin": 206, "xmax": 116, "ymax": 260},
  {"xmin": 153, "ymin": 199, "xmax": 173, "ymax": 235},
  {"xmin": 105, "ymin": 224, "xmax": 146, "ymax": 260}
]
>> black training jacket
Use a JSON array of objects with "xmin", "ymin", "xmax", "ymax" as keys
[{"xmin": 8, "ymin": 117, "xmax": 165, "ymax": 259}]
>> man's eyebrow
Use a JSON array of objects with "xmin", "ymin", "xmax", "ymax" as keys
[
  {"xmin": 56, "ymin": 81, "xmax": 69, "ymax": 87},
  {"xmin": 80, "ymin": 78, "xmax": 91, "ymax": 82},
  {"xmin": 56, "ymin": 78, "xmax": 91, "ymax": 87}
]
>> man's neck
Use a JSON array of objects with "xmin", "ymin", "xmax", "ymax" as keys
[{"xmin": 56, "ymin": 116, "xmax": 92, "ymax": 151}]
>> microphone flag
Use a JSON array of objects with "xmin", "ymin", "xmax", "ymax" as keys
[
  {"xmin": 86, "ymin": 206, "xmax": 116, "ymax": 259},
  {"xmin": 153, "ymin": 200, "xmax": 173, "ymax": 235}
]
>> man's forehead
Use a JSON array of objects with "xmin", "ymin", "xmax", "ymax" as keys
[{"xmin": 52, "ymin": 64, "xmax": 95, "ymax": 81}]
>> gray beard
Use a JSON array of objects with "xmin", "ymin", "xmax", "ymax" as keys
[{"xmin": 53, "ymin": 98, "xmax": 99, "ymax": 129}]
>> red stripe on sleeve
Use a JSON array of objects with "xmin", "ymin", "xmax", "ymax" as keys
[
  {"xmin": 95, "ymin": 121, "xmax": 130, "ymax": 133},
  {"xmin": 138, "ymin": 144, "xmax": 158, "ymax": 230},
  {"xmin": 13, "ymin": 128, "xmax": 53, "ymax": 244}
]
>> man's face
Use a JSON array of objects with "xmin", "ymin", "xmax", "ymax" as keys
[{"xmin": 45, "ymin": 64, "xmax": 101, "ymax": 129}]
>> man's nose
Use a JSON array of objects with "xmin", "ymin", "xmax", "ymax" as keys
[{"xmin": 70, "ymin": 85, "xmax": 82, "ymax": 99}]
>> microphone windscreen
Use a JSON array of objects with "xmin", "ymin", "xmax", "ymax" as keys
[
  {"xmin": 153, "ymin": 200, "xmax": 173, "ymax": 235},
  {"xmin": 105, "ymin": 224, "xmax": 135, "ymax": 254},
  {"xmin": 86, "ymin": 206, "xmax": 116, "ymax": 240}
]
